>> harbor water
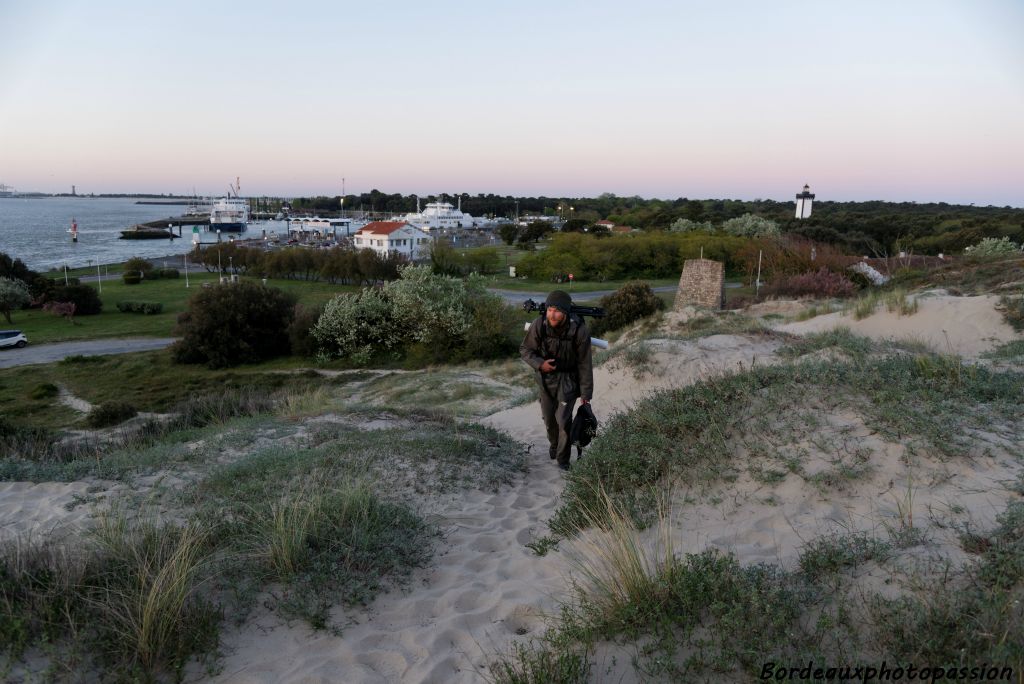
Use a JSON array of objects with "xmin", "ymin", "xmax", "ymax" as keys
[{"xmin": 0, "ymin": 197, "xmax": 282, "ymax": 272}]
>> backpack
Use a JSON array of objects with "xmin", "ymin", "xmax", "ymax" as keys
[{"xmin": 570, "ymin": 402, "xmax": 599, "ymax": 458}]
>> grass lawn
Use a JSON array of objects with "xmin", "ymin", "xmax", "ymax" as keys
[{"xmin": 11, "ymin": 273, "xmax": 358, "ymax": 344}]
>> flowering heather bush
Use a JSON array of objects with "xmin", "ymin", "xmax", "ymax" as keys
[
  {"xmin": 43, "ymin": 300, "xmax": 76, "ymax": 322},
  {"xmin": 766, "ymin": 268, "xmax": 857, "ymax": 299},
  {"xmin": 737, "ymin": 236, "xmax": 853, "ymax": 284}
]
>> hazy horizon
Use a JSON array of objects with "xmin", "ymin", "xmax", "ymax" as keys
[{"xmin": 1, "ymin": 1, "xmax": 1021, "ymax": 206}]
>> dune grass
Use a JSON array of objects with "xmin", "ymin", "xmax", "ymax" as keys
[
  {"xmin": 501, "ymin": 502, "xmax": 1024, "ymax": 679},
  {"xmin": 982, "ymin": 339, "xmax": 1024, "ymax": 362},
  {"xmin": 500, "ymin": 330, "xmax": 1024, "ymax": 678},
  {"xmin": 0, "ymin": 513, "xmax": 221, "ymax": 681},
  {"xmin": 552, "ymin": 343, "xmax": 1022, "ymax": 536},
  {"xmin": 1, "ymin": 395, "xmax": 526, "ymax": 678}
]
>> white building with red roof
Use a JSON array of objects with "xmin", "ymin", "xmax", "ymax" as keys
[{"xmin": 352, "ymin": 221, "xmax": 432, "ymax": 260}]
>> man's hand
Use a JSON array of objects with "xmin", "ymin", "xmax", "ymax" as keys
[{"xmin": 539, "ymin": 359, "xmax": 557, "ymax": 373}]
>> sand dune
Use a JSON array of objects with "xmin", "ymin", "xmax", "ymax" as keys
[
  {"xmin": 3, "ymin": 292, "xmax": 1022, "ymax": 682},
  {"xmin": 776, "ymin": 291, "xmax": 1018, "ymax": 357}
]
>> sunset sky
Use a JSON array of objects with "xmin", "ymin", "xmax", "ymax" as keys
[{"xmin": 1, "ymin": 0, "xmax": 1021, "ymax": 205}]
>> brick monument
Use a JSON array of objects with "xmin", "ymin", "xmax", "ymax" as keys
[{"xmin": 675, "ymin": 258, "xmax": 725, "ymax": 310}]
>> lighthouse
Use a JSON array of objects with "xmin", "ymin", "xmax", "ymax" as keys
[{"xmin": 795, "ymin": 184, "xmax": 815, "ymax": 219}]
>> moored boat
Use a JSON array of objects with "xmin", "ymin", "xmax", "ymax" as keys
[
  {"xmin": 120, "ymin": 225, "xmax": 180, "ymax": 240},
  {"xmin": 209, "ymin": 178, "xmax": 249, "ymax": 232}
]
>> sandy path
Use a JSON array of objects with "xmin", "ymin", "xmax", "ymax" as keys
[
  {"xmin": 209, "ymin": 421, "xmax": 574, "ymax": 684},
  {"xmin": 205, "ymin": 334, "xmax": 785, "ymax": 683}
]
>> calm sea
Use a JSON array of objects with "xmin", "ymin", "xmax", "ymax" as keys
[{"xmin": 0, "ymin": 197, "xmax": 277, "ymax": 272}]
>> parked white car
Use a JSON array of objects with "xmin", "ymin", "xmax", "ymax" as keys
[{"xmin": 0, "ymin": 330, "xmax": 28, "ymax": 349}]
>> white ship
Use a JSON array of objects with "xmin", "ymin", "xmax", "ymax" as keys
[
  {"xmin": 209, "ymin": 178, "xmax": 248, "ymax": 232},
  {"xmin": 398, "ymin": 196, "xmax": 483, "ymax": 231}
]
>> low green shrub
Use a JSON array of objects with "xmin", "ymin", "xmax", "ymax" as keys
[
  {"xmin": 86, "ymin": 401, "xmax": 138, "ymax": 428},
  {"xmin": 590, "ymin": 281, "xmax": 664, "ymax": 336},
  {"xmin": 122, "ymin": 273, "xmax": 142, "ymax": 285},
  {"xmin": 286, "ymin": 303, "xmax": 323, "ymax": 357},
  {"xmin": 45, "ymin": 284, "xmax": 103, "ymax": 315},
  {"xmin": 314, "ymin": 266, "xmax": 518, "ymax": 366},
  {"xmin": 172, "ymin": 281, "xmax": 297, "ymax": 368},
  {"xmin": 123, "ymin": 257, "xmax": 154, "ymax": 278},
  {"xmin": 29, "ymin": 383, "xmax": 59, "ymax": 400},
  {"xmin": 964, "ymin": 236, "xmax": 1021, "ymax": 258},
  {"xmin": 998, "ymin": 294, "xmax": 1024, "ymax": 331},
  {"xmin": 116, "ymin": 301, "xmax": 164, "ymax": 315},
  {"xmin": 156, "ymin": 268, "xmax": 179, "ymax": 279}
]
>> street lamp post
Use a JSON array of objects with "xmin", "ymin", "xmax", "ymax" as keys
[
  {"xmin": 184, "ymin": 253, "xmax": 189, "ymax": 288},
  {"xmin": 88, "ymin": 259, "xmax": 101, "ymax": 294}
]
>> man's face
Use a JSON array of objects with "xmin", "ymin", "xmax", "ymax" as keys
[{"xmin": 546, "ymin": 306, "xmax": 567, "ymax": 328}]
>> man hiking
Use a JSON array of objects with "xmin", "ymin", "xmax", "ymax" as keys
[{"xmin": 520, "ymin": 290, "xmax": 594, "ymax": 471}]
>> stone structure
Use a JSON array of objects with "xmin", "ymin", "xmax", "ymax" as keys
[{"xmin": 675, "ymin": 258, "xmax": 724, "ymax": 310}]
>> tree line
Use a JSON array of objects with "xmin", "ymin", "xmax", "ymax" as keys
[{"xmin": 289, "ymin": 190, "xmax": 1023, "ymax": 256}]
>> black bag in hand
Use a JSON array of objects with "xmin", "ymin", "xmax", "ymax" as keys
[{"xmin": 570, "ymin": 403, "xmax": 598, "ymax": 458}]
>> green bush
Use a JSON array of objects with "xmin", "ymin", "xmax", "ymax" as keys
[
  {"xmin": 86, "ymin": 401, "xmax": 138, "ymax": 428},
  {"xmin": 591, "ymin": 281, "xmax": 665, "ymax": 336},
  {"xmin": 964, "ymin": 236, "xmax": 1021, "ymax": 258},
  {"xmin": 123, "ymin": 257, "xmax": 154, "ymax": 278},
  {"xmin": 122, "ymin": 273, "xmax": 142, "ymax": 285},
  {"xmin": 0, "ymin": 277, "xmax": 31, "ymax": 324},
  {"xmin": 516, "ymin": 232, "xmax": 749, "ymax": 282},
  {"xmin": 721, "ymin": 213, "xmax": 780, "ymax": 237},
  {"xmin": 287, "ymin": 303, "xmax": 324, "ymax": 357},
  {"xmin": 314, "ymin": 266, "xmax": 518, "ymax": 365},
  {"xmin": 116, "ymin": 301, "xmax": 164, "ymax": 315},
  {"xmin": 46, "ymin": 284, "xmax": 102, "ymax": 315},
  {"xmin": 30, "ymin": 383, "xmax": 60, "ymax": 400},
  {"xmin": 156, "ymin": 268, "xmax": 179, "ymax": 279},
  {"xmin": 172, "ymin": 280, "xmax": 297, "ymax": 368}
]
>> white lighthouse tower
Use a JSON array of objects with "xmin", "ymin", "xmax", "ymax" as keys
[{"xmin": 795, "ymin": 184, "xmax": 815, "ymax": 219}]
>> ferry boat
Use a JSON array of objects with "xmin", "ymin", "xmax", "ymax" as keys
[
  {"xmin": 398, "ymin": 196, "xmax": 482, "ymax": 231},
  {"xmin": 209, "ymin": 179, "xmax": 248, "ymax": 232}
]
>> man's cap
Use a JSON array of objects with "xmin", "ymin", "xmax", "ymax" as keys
[{"xmin": 546, "ymin": 290, "xmax": 572, "ymax": 314}]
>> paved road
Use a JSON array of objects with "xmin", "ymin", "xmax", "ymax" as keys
[
  {"xmin": 0, "ymin": 338, "xmax": 177, "ymax": 369},
  {"xmin": 488, "ymin": 285, "xmax": 681, "ymax": 306}
]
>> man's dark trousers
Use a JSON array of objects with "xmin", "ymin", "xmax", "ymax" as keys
[{"xmin": 539, "ymin": 386, "xmax": 574, "ymax": 467}]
